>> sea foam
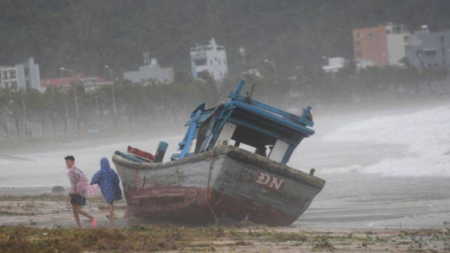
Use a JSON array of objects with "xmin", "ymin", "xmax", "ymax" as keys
[{"xmin": 322, "ymin": 106, "xmax": 450, "ymax": 177}]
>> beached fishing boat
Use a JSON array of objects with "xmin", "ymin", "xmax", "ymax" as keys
[{"xmin": 112, "ymin": 80, "xmax": 325, "ymax": 226}]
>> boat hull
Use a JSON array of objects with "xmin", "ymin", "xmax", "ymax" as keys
[{"xmin": 112, "ymin": 145, "xmax": 325, "ymax": 226}]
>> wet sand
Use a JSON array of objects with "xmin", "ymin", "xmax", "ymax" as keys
[{"xmin": 0, "ymin": 194, "xmax": 449, "ymax": 252}]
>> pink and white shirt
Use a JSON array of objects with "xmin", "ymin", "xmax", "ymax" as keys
[
  {"xmin": 67, "ymin": 165, "xmax": 90, "ymax": 196},
  {"xmin": 67, "ymin": 165, "xmax": 101, "ymax": 198}
]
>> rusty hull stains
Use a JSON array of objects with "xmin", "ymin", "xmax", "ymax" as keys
[{"xmin": 113, "ymin": 145, "xmax": 325, "ymax": 226}]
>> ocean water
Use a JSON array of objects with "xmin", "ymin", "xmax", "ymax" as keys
[
  {"xmin": 1, "ymin": 104, "xmax": 450, "ymax": 229},
  {"xmin": 292, "ymin": 104, "xmax": 450, "ymax": 229},
  {"xmin": 0, "ymin": 135, "xmax": 183, "ymax": 188}
]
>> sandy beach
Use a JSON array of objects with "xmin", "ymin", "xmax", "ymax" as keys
[
  {"xmin": 0, "ymin": 194, "xmax": 449, "ymax": 252},
  {"xmin": 0, "ymin": 195, "xmax": 447, "ymax": 252}
]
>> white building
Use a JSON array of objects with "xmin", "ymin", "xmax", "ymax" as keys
[
  {"xmin": 322, "ymin": 57, "xmax": 346, "ymax": 73},
  {"xmin": 0, "ymin": 58, "xmax": 41, "ymax": 91},
  {"xmin": 123, "ymin": 58, "xmax": 174, "ymax": 84},
  {"xmin": 385, "ymin": 23, "xmax": 411, "ymax": 66},
  {"xmin": 190, "ymin": 38, "xmax": 228, "ymax": 81}
]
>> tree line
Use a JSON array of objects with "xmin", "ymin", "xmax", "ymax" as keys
[{"xmin": 1, "ymin": 65, "xmax": 448, "ymax": 140}]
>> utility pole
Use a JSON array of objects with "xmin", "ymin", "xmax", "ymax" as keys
[
  {"xmin": 60, "ymin": 67, "xmax": 80, "ymax": 131},
  {"xmin": 95, "ymin": 95, "xmax": 99, "ymax": 127},
  {"xmin": 264, "ymin": 59, "xmax": 278, "ymax": 86},
  {"xmin": 21, "ymin": 89, "xmax": 27, "ymax": 135},
  {"xmin": 60, "ymin": 68, "xmax": 69, "ymax": 134},
  {"xmin": 105, "ymin": 65, "xmax": 117, "ymax": 126}
]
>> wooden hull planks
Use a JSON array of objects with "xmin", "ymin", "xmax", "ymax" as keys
[{"xmin": 113, "ymin": 145, "xmax": 325, "ymax": 226}]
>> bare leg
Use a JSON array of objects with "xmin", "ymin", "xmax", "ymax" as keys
[
  {"xmin": 72, "ymin": 205, "xmax": 81, "ymax": 228},
  {"xmin": 108, "ymin": 203, "xmax": 116, "ymax": 218},
  {"xmin": 77, "ymin": 206, "xmax": 94, "ymax": 221}
]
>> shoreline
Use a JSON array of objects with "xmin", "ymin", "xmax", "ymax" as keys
[{"xmin": 0, "ymin": 195, "xmax": 449, "ymax": 252}]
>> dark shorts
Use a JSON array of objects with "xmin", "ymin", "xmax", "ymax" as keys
[{"xmin": 70, "ymin": 194, "xmax": 86, "ymax": 206}]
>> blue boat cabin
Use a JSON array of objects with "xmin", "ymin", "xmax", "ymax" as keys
[{"xmin": 171, "ymin": 80, "xmax": 315, "ymax": 165}]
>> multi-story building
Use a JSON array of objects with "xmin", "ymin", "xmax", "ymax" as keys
[
  {"xmin": 353, "ymin": 23, "xmax": 411, "ymax": 67},
  {"xmin": 123, "ymin": 58, "xmax": 174, "ymax": 84},
  {"xmin": 190, "ymin": 38, "xmax": 228, "ymax": 81},
  {"xmin": 0, "ymin": 58, "xmax": 41, "ymax": 91},
  {"xmin": 405, "ymin": 26, "xmax": 450, "ymax": 71}
]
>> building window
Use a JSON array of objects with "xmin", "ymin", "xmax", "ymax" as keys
[
  {"xmin": 404, "ymin": 36, "xmax": 410, "ymax": 43},
  {"xmin": 218, "ymin": 59, "xmax": 221, "ymax": 65},
  {"xmin": 368, "ymin": 32, "xmax": 373, "ymax": 36},
  {"xmin": 12, "ymin": 82, "xmax": 17, "ymax": 89},
  {"xmin": 11, "ymin": 71, "xmax": 16, "ymax": 78},
  {"xmin": 2, "ymin": 72, "xmax": 7, "ymax": 79},
  {"xmin": 356, "ymin": 50, "xmax": 362, "ymax": 57},
  {"xmin": 441, "ymin": 36, "xmax": 445, "ymax": 44},
  {"xmin": 194, "ymin": 58, "xmax": 207, "ymax": 66},
  {"xmin": 424, "ymin": 48, "xmax": 437, "ymax": 57},
  {"xmin": 24, "ymin": 68, "xmax": 29, "ymax": 77},
  {"xmin": 386, "ymin": 29, "xmax": 391, "ymax": 34},
  {"xmin": 416, "ymin": 50, "xmax": 423, "ymax": 58},
  {"xmin": 355, "ymin": 41, "xmax": 361, "ymax": 48},
  {"xmin": 356, "ymin": 32, "xmax": 363, "ymax": 38},
  {"xmin": 26, "ymin": 81, "xmax": 30, "ymax": 88},
  {"xmin": 393, "ymin": 26, "xmax": 402, "ymax": 34}
]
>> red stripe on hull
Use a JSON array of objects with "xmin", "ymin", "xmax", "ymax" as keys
[{"xmin": 124, "ymin": 186, "xmax": 297, "ymax": 226}]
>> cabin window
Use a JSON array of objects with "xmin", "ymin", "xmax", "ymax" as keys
[{"xmin": 230, "ymin": 124, "xmax": 277, "ymax": 158}]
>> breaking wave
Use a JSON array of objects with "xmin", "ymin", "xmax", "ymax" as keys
[{"xmin": 322, "ymin": 105, "xmax": 450, "ymax": 177}]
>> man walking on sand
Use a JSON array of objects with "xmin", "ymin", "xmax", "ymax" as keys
[{"xmin": 65, "ymin": 155, "xmax": 97, "ymax": 228}]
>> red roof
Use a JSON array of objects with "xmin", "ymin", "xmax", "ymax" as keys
[
  {"xmin": 41, "ymin": 73, "xmax": 84, "ymax": 88},
  {"xmin": 41, "ymin": 74, "xmax": 109, "ymax": 88}
]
